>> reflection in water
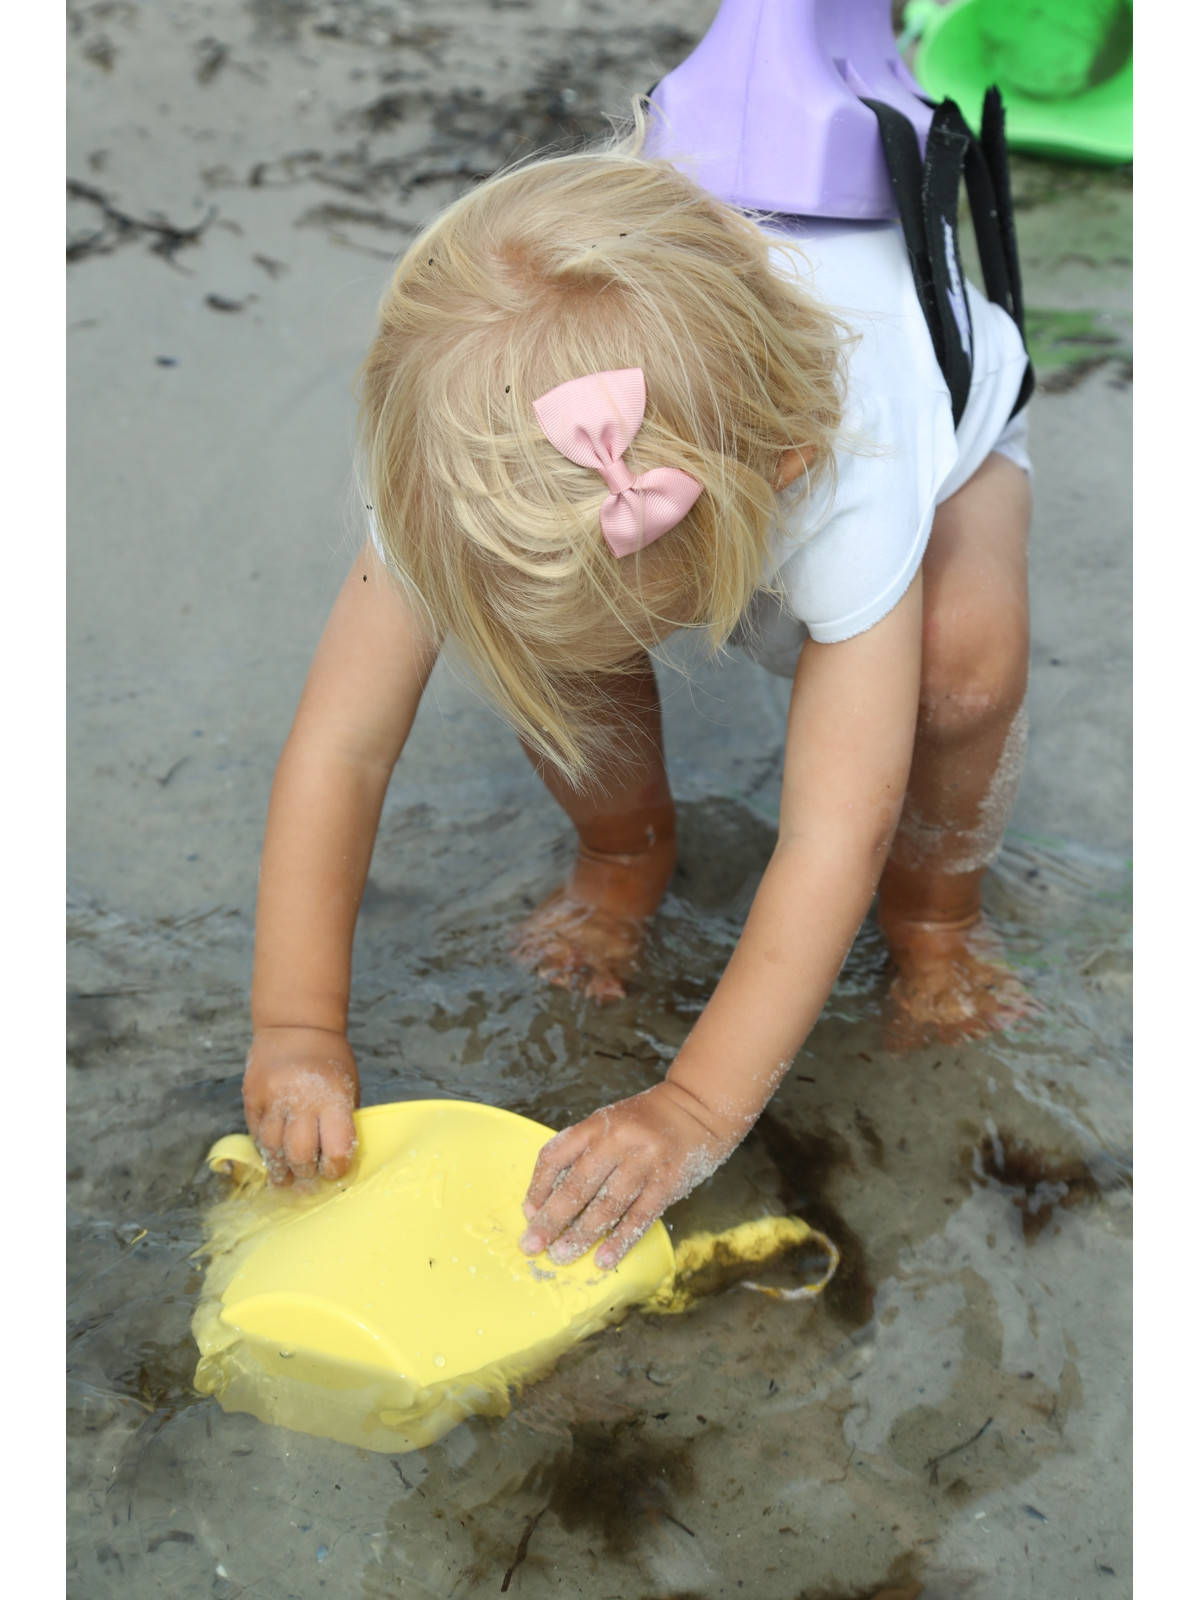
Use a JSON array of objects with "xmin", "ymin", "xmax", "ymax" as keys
[{"xmin": 67, "ymin": 800, "xmax": 1131, "ymax": 1599}]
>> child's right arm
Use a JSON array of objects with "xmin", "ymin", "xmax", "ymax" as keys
[{"xmin": 244, "ymin": 543, "xmax": 439, "ymax": 1182}]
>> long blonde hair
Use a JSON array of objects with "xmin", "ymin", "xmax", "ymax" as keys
[{"xmin": 358, "ymin": 117, "xmax": 847, "ymax": 785}]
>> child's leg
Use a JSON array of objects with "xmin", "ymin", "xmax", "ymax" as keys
[
  {"xmin": 877, "ymin": 450, "xmax": 1034, "ymax": 1047},
  {"xmin": 513, "ymin": 652, "xmax": 677, "ymax": 1001}
]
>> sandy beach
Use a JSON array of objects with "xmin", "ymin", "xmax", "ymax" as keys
[{"xmin": 67, "ymin": 3, "xmax": 1131, "ymax": 1595}]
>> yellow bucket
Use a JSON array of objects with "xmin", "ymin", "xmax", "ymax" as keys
[{"xmin": 192, "ymin": 1099, "xmax": 836, "ymax": 1453}]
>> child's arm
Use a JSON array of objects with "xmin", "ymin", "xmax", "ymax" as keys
[
  {"xmin": 244, "ymin": 543, "xmax": 439, "ymax": 1182},
  {"xmin": 520, "ymin": 574, "xmax": 924, "ymax": 1267}
]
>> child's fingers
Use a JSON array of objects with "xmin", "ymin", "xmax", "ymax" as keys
[
  {"xmin": 593, "ymin": 1193, "xmax": 663, "ymax": 1271},
  {"xmin": 255, "ymin": 1109, "xmax": 292, "ymax": 1184},
  {"xmin": 522, "ymin": 1122, "xmax": 595, "ymax": 1216},
  {"xmin": 546, "ymin": 1171, "xmax": 641, "ymax": 1264},
  {"xmin": 283, "ymin": 1111, "xmax": 321, "ymax": 1180},
  {"xmin": 317, "ymin": 1104, "xmax": 357, "ymax": 1179},
  {"xmin": 519, "ymin": 1147, "xmax": 620, "ymax": 1255}
]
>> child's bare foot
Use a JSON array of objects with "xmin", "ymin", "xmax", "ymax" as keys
[
  {"xmin": 513, "ymin": 831, "xmax": 675, "ymax": 1003},
  {"xmin": 512, "ymin": 892, "xmax": 643, "ymax": 1001},
  {"xmin": 881, "ymin": 915, "xmax": 1039, "ymax": 1052}
]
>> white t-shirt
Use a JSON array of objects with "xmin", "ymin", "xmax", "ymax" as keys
[{"xmin": 731, "ymin": 217, "xmax": 1031, "ymax": 676}]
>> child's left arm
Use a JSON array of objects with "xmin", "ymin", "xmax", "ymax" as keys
[{"xmin": 520, "ymin": 573, "xmax": 924, "ymax": 1269}]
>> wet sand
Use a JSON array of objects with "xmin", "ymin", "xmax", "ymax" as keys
[{"xmin": 67, "ymin": 3, "xmax": 1132, "ymax": 1596}]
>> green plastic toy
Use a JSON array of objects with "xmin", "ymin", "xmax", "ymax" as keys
[{"xmin": 903, "ymin": 0, "xmax": 1132, "ymax": 164}]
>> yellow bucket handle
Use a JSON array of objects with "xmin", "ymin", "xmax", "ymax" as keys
[
  {"xmin": 206, "ymin": 1134, "xmax": 267, "ymax": 1187},
  {"xmin": 646, "ymin": 1214, "xmax": 839, "ymax": 1314}
]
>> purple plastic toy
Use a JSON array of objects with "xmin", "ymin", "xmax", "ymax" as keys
[{"xmin": 645, "ymin": 0, "xmax": 935, "ymax": 219}]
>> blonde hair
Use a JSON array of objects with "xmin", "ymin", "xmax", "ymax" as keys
[{"xmin": 358, "ymin": 116, "xmax": 847, "ymax": 785}]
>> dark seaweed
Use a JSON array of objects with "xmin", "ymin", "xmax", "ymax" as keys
[{"xmin": 751, "ymin": 1111, "xmax": 875, "ymax": 1329}]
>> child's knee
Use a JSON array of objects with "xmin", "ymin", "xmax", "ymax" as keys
[{"xmin": 919, "ymin": 596, "xmax": 1029, "ymax": 740}]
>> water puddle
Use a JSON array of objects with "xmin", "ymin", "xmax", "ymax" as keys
[{"xmin": 67, "ymin": 801, "xmax": 1131, "ymax": 1599}]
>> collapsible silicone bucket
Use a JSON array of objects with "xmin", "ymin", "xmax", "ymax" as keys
[{"xmin": 193, "ymin": 1100, "xmax": 836, "ymax": 1452}]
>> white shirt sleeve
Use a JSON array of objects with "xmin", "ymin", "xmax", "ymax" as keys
[
  {"xmin": 775, "ymin": 387, "xmax": 955, "ymax": 643},
  {"xmin": 735, "ymin": 223, "xmax": 1025, "ymax": 671}
]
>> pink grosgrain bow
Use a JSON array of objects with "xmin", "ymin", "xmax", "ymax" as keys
[{"xmin": 532, "ymin": 368, "xmax": 703, "ymax": 558}]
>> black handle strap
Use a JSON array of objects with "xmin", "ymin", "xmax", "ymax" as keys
[
  {"xmin": 861, "ymin": 97, "xmax": 950, "ymax": 403},
  {"xmin": 922, "ymin": 100, "xmax": 976, "ymax": 426},
  {"xmin": 979, "ymin": 86, "xmax": 1024, "ymax": 335},
  {"xmin": 863, "ymin": 91, "xmax": 1034, "ymax": 426},
  {"xmin": 977, "ymin": 87, "xmax": 1035, "ymax": 418}
]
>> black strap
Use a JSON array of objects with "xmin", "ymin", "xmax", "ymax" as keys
[
  {"xmin": 977, "ymin": 88, "xmax": 1035, "ymax": 418},
  {"xmin": 979, "ymin": 87, "xmax": 1024, "ymax": 332},
  {"xmin": 861, "ymin": 97, "xmax": 951, "ymax": 405},
  {"xmin": 947, "ymin": 104, "xmax": 1013, "ymax": 320},
  {"xmin": 863, "ymin": 92, "xmax": 1034, "ymax": 426},
  {"xmin": 936, "ymin": 97, "xmax": 1036, "ymax": 419},
  {"xmin": 922, "ymin": 100, "xmax": 976, "ymax": 426}
]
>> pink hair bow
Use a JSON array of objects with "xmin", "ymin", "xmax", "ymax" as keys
[{"xmin": 532, "ymin": 368, "xmax": 703, "ymax": 558}]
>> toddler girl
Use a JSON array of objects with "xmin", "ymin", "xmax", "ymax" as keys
[{"xmin": 244, "ymin": 120, "xmax": 1033, "ymax": 1271}]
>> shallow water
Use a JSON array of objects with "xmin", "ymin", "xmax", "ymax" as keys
[
  {"xmin": 66, "ymin": 3, "xmax": 1131, "ymax": 1591},
  {"xmin": 67, "ymin": 790, "xmax": 1131, "ymax": 1600}
]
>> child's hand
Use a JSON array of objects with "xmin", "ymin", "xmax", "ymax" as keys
[
  {"xmin": 518, "ymin": 1081, "xmax": 744, "ymax": 1271},
  {"xmin": 243, "ymin": 1026, "xmax": 360, "ymax": 1184}
]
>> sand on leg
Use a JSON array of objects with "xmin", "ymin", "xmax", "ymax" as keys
[
  {"xmin": 512, "ymin": 651, "xmax": 676, "ymax": 1001},
  {"xmin": 877, "ymin": 450, "xmax": 1036, "ymax": 1048}
]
